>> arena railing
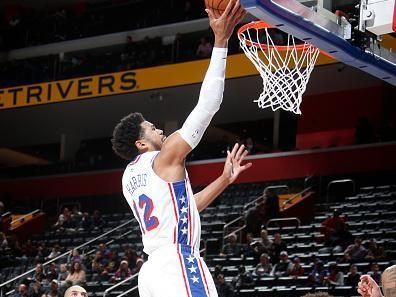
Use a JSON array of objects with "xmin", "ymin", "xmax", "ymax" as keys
[
  {"xmin": 10, "ymin": 209, "xmax": 41, "ymax": 227},
  {"xmin": 103, "ymin": 273, "xmax": 139, "ymax": 297},
  {"xmin": 0, "ymin": 218, "xmax": 135, "ymax": 297},
  {"xmin": 281, "ymin": 187, "xmax": 313, "ymax": 210},
  {"xmin": 326, "ymin": 179, "xmax": 356, "ymax": 203}
]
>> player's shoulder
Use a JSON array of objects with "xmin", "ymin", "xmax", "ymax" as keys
[{"xmin": 124, "ymin": 151, "xmax": 159, "ymax": 172}]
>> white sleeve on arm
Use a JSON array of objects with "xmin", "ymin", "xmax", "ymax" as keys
[{"xmin": 178, "ymin": 47, "xmax": 228, "ymax": 149}]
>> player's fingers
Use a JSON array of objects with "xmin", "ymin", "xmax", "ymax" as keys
[
  {"xmin": 229, "ymin": 0, "xmax": 241, "ymax": 18},
  {"xmin": 205, "ymin": 8, "xmax": 216, "ymax": 21},
  {"xmin": 235, "ymin": 144, "xmax": 245, "ymax": 160},
  {"xmin": 230, "ymin": 143, "xmax": 239, "ymax": 157},
  {"xmin": 240, "ymin": 162, "xmax": 252, "ymax": 172},
  {"xmin": 222, "ymin": 0, "xmax": 237, "ymax": 18},
  {"xmin": 238, "ymin": 150, "xmax": 249, "ymax": 163},
  {"xmin": 235, "ymin": 7, "xmax": 246, "ymax": 23}
]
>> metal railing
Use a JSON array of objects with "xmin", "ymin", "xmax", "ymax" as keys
[
  {"xmin": 281, "ymin": 187, "xmax": 312, "ymax": 210},
  {"xmin": 103, "ymin": 273, "xmax": 139, "ymax": 297},
  {"xmin": 0, "ymin": 218, "xmax": 135, "ymax": 297},
  {"xmin": 10, "ymin": 209, "xmax": 41, "ymax": 226},
  {"xmin": 266, "ymin": 217, "xmax": 301, "ymax": 229},
  {"xmin": 326, "ymin": 179, "xmax": 356, "ymax": 202}
]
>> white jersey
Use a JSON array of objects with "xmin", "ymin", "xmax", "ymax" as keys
[{"xmin": 122, "ymin": 151, "xmax": 201, "ymax": 255}]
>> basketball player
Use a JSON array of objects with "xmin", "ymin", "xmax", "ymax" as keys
[
  {"xmin": 357, "ymin": 265, "xmax": 396, "ymax": 297},
  {"xmin": 111, "ymin": 1, "xmax": 247, "ymax": 296},
  {"xmin": 64, "ymin": 285, "xmax": 87, "ymax": 297}
]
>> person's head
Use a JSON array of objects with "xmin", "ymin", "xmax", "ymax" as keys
[
  {"xmin": 371, "ymin": 263, "xmax": 380, "ymax": 272},
  {"xmin": 71, "ymin": 261, "xmax": 82, "ymax": 273},
  {"xmin": 238, "ymin": 265, "xmax": 246, "ymax": 274},
  {"xmin": 64, "ymin": 285, "xmax": 87, "ymax": 297},
  {"xmin": 349, "ymin": 264, "xmax": 358, "ymax": 274},
  {"xmin": 293, "ymin": 257, "xmax": 301, "ymax": 265},
  {"xmin": 112, "ymin": 113, "xmax": 165, "ymax": 160},
  {"xmin": 120, "ymin": 260, "xmax": 129, "ymax": 270},
  {"xmin": 18, "ymin": 284, "xmax": 27, "ymax": 295},
  {"xmin": 35, "ymin": 263, "xmax": 43, "ymax": 273},
  {"xmin": 260, "ymin": 229, "xmax": 268, "ymax": 240},
  {"xmin": 228, "ymin": 233, "xmax": 237, "ymax": 244},
  {"xmin": 216, "ymin": 273, "xmax": 225, "ymax": 285},
  {"xmin": 354, "ymin": 237, "xmax": 362, "ymax": 246},
  {"xmin": 246, "ymin": 233, "xmax": 253, "ymax": 242},
  {"xmin": 259, "ymin": 253, "xmax": 269, "ymax": 265},
  {"xmin": 60, "ymin": 263, "xmax": 67, "ymax": 273},
  {"xmin": 72, "ymin": 249, "xmax": 80, "ymax": 257},
  {"xmin": 136, "ymin": 258, "xmax": 144, "ymax": 270},
  {"xmin": 382, "ymin": 265, "xmax": 396, "ymax": 297},
  {"xmin": 280, "ymin": 251, "xmax": 288, "ymax": 261},
  {"xmin": 333, "ymin": 209, "xmax": 340, "ymax": 217},
  {"xmin": 274, "ymin": 233, "xmax": 282, "ymax": 243},
  {"xmin": 50, "ymin": 280, "xmax": 59, "ymax": 291}
]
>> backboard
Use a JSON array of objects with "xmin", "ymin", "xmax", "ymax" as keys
[{"xmin": 240, "ymin": 0, "xmax": 396, "ymax": 86}]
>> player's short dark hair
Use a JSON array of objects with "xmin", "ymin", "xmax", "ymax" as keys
[{"xmin": 111, "ymin": 112, "xmax": 145, "ymax": 160}]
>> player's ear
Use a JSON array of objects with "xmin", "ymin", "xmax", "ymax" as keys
[{"xmin": 135, "ymin": 139, "xmax": 146, "ymax": 151}]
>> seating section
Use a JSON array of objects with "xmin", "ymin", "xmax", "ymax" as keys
[{"xmin": 0, "ymin": 182, "xmax": 395, "ymax": 297}]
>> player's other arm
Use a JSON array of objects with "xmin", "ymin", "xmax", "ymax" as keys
[
  {"xmin": 194, "ymin": 143, "xmax": 252, "ymax": 212},
  {"xmin": 153, "ymin": 0, "xmax": 245, "ymax": 181}
]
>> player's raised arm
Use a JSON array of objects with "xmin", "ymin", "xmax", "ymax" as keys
[{"xmin": 153, "ymin": 0, "xmax": 245, "ymax": 181}]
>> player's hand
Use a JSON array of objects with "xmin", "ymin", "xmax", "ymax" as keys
[
  {"xmin": 222, "ymin": 143, "xmax": 252, "ymax": 184},
  {"xmin": 206, "ymin": 0, "xmax": 246, "ymax": 47},
  {"xmin": 357, "ymin": 275, "xmax": 383, "ymax": 297}
]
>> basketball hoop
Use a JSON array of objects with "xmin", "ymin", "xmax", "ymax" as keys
[{"xmin": 238, "ymin": 21, "xmax": 321, "ymax": 114}]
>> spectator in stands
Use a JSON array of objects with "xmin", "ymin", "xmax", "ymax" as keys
[
  {"xmin": 326, "ymin": 263, "xmax": 344, "ymax": 287},
  {"xmin": 262, "ymin": 188, "xmax": 280, "ymax": 221},
  {"xmin": 346, "ymin": 264, "xmax": 361, "ymax": 289},
  {"xmin": 221, "ymin": 233, "xmax": 243, "ymax": 257},
  {"xmin": 254, "ymin": 253, "xmax": 273, "ymax": 277},
  {"xmin": 244, "ymin": 199, "xmax": 266, "ymax": 236},
  {"xmin": 271, "ymin": 251, "xmax": 293, "ymax": 277},
  {"xmin": 80, "ymin": 212, "xmax": 92, "ymax": 231},
  {"xmin": 46, "ymin": 262, "xmax": 58, "ymax": 282},
  {"xmin": 344, "ymin": 237, "xmax": 367, "ymax": 263},
  {"xmin": 270, "ymin": 233, "xmax": 287, "ymax": 264},
  {"xmin": 365, "ymin": 239, "xmax": 386, "ymax": 261},
  {"xmin": 308, "ymin": 260, "xmax": 327, "ymax": 286},
  {"xmin": 32, "ymin": 263, "xmax": 46, "ymax": 282},
  {"xmin": 216, "ymin": 273, "xmax": 235, "ymax": 297},
  {"xmin": 65, "ymin": 261, "xmax": 86, "ymax": 286},
  {"xmin": 46, "ymin": 245, "xmax": 61, "ymax": 261},
  {"xmin": 131, "ymin": 257, "xmax": 144, "ymax": 275},
  {"xmin": 290, "ymin": 257, "xmax": 305, "ymax": 278},
  {"xmin": 232, "ymin": 265, "xmax": 254, "ymax": 289},
  {"xmin": 29, "ymin": 279, "xmax": 44, "ymax": 297},
  {"xmin": 368, "ymin": 263, "xmax": 382, "ymax": 285},
  {"xmin": 42, "ymin": 280, "xmax": 60, "ymax": 297},
  {"xmin": 321, "ymin": 209, "xmax": 350, "ymax": 252},
  {"xmin": 13, "ymin": 284, "xmax": 28, "ymax": 297},
  {"xmin": 241, "ymin": 233, "xmax": 257, "ymax": 258},
  {"xmin": 245, "ymin": 137, "xmax": 256, "ymax": 155},
  {"xmin": 256, "ymin": 229, "xmax": 273, "ymax": 255},
  {"xmin": 97, "ymin": 243, "xmax": 112, "ymax": 264},
  {"xmin": 57, "ymin": 264, "xmax": 68, "ymax": 283},
  {"xmin": 91, "ymin": 251, "xmax": 104, "ymax": 273},
  {"xmin": 92, "ymin": 210, "xmax": 106, "ymax": 230},
  {"xmin": 196, "ymin": 37, "xmax": 213, "ymax": 58},
  {"xmin": 71, "ymin": 206, "xmax": 83, "ymax": 225},
  {"xmin": 68, "ymin": 249, "xmax": 82, "ymax": 263},
  {"xmin": 358, "ymin": 265, "xmax": 396, "ymax": 297},
  {"xmin": 113, "ymin": 260, "xmax": 132, "ymax": 281}
]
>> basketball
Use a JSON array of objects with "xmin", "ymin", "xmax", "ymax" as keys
[{"xmin": 205, "ymin": 0, "xmax": 230, "ymax": 17}]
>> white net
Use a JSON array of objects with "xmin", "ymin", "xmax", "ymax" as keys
[{"xmin": 238, "ymin": 23, "xmax": 320, "ymax": 114}]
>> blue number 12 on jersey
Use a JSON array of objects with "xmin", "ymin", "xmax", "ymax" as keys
[{"xmin": 139, "ymin": 194, "xmax": 159, "ymax": 231}]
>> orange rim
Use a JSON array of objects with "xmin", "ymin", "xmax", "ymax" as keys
[{"xmin": 238, "ymin": 21, "xmax": 313, "ymax": 51}]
